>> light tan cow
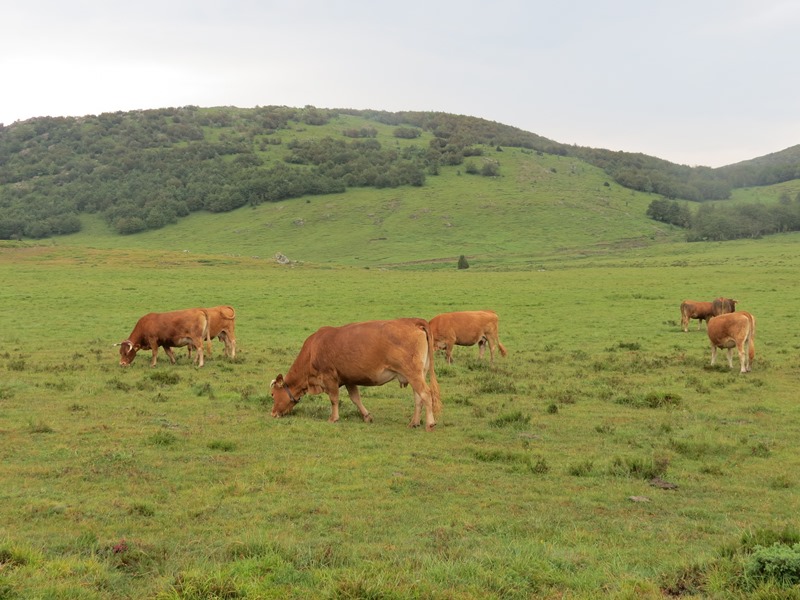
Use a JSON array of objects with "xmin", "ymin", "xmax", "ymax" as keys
[
  {"xmin": 429, "ymin": 310, "xmax": 507, "ymax": 364},
  {"xmin": 270, "ymin": 318, "xmax": 441, "ymax": 431},
  {"xmin": 201, "ymin": 305, "xmax": 237, "ymax": 358},
  {"xmin": 707, "ymin": 311, "xmax": 755, "ymax": 373}
]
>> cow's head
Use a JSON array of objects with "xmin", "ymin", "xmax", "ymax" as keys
[
  {"xmin": 116, "ymin": 340, "xmax": 138, "ymax": 366},
  {"xmin": 270, "ymin": 374, "xmax": 299, "ymax": 417}
]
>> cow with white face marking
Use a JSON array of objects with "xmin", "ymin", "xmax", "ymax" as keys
[{"xmin": 117, "ymin": 309, "xmax": 209, "ymax": 367}]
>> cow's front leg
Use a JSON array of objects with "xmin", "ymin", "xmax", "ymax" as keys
[
  {"xmin": 327, "ymin": 388, "xmax": 341, "ymax": 423},
  {"xmin": 345, "ymin": 384, "xmax": 372, "ymax": 423},
  {"xmin": 710, "ymin": 346, "xmax": 717, "ymax": 366},
  {"xmin": 149, "ymin": 344, "xmax": 159, "ymax": 367}
]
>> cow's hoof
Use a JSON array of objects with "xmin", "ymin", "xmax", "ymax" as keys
[
  {"xmin": 408, "ymin": 421, "xmax": 421, "ymax": 429},
  {"xmin": 363, "ymin": 413, "xmax": 373, "ymax": 423},
  {"xmin": 425, "ymin": 423, "xmax": 437, "ymax": 432}
]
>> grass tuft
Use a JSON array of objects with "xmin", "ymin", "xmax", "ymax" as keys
[
  {"xmin": 208, "ymin": 440, "xmax": 237, "ymax": 452},
  {"xmin": 615, "ymin": 391, "xmax": 681, "ymax": 409},
  {"xmin": 608, "ymin": 455, "xmax": 669, "ymax": 480},
  {"xmin": 489, "ymin": 411, "xmax": 530, "ymax": 428},
  {"xmin": 148, "ymin": 431, "xmax": 178, "ymax": 447}
]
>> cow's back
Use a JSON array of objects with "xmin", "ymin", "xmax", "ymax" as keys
[
  {"xmin": 430, "ymin": 310, "xmax": 497, "ymax": 345},
  {"xmin": 707, "ymin": 312, "xmax": 750, "ymax": 347},
  {"xmin": 301, "ymin": 319, "xmax": 429, "ymax": 380},
  {"xmin": 132, "ymin": 309, "xmax": 207, "ymax": 344}
]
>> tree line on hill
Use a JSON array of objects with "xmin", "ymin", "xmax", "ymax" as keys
[
  {"xmin": 1, "ymin": 105, "xmax": 799, "ymax": 240},
  {"xmin": 647, "ymin": 193, "xmax": 800, "ymax": 240}
]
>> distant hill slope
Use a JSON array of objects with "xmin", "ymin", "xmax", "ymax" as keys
[{"xmin": 1, "ymin": 105, "xmax": 798, "ymax": 242}]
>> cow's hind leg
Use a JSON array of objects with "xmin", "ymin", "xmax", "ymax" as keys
[
  {"xmin": 345, "ymin": 384, "xmax": 373, "ymax": 423},
  {"xmin": 407, "ymin": 377, "xmax": 435, "ymax": 431},
  {"xmin": 192, "ymin": 338, "xmax": 205, "ymax": 367},
  {"xmin": 736, "ymin": 343, "xmax": 747, "ymax": 373},
  {"xmin": 164, "ymin": 346, "xmax": 177, "ymax": 364}
]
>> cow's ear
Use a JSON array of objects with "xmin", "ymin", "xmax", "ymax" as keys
[{"xmin": 271, "ymin": 374, "xmax": 284, "ymax": 388}]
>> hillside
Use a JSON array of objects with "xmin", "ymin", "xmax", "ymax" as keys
[{"xmin": 1, "ymin": 106, "xmax": 799, "ymax": 251}]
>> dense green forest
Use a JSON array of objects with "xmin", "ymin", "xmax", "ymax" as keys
[{"xmin": 1, "ymin": 105, "xmax": 799, "ymax": 240}]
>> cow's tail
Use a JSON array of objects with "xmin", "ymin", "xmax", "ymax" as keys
[
  {"xmin": 421, "ymin": 320, "xmax": 442, "ymax": 417},
  {"xmin": 202, "ymin": 310, "xmax": 211, "ymax": 355},
  {"xmin": 747, "ymin": 312, "xmax": 756, "ymax": 364},
  {"xmin": 679, "ymin": 301, "xmax": 689, "ymax": 331},
  {"xmin": 498, "ymin": 341, "xmax": 508, "ymax": 357}
]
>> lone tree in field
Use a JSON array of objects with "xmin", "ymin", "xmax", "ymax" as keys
[{"xmin": 458, "ymin": 255, "xmax": 470, "ymax": 269}]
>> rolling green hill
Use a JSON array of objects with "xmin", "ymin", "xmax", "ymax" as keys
[
  {"xmin": 2, "ymin": 106, "xmax": 799, "ymax": 251},
  {"xmin": 60, "ymin": 146, "xmax": 679, "ymax": 268}
]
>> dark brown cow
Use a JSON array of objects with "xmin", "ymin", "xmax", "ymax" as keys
[
  {"xmin": 711, "ymin": 297, "xmax": 738, "ymax": 317},
  {"xmin": 707, "ymin": 311, "xmax": 755, "ymax": 373},
  {"xmin": 188, "ymin": 305, "xmax": 237, "ymax": 358},
  {"xmin": 270, "ymin": 318, "xmax": 442, "ymax": 430},
  {"xmin": 429, "ymin": 310, "xmax": 507, "ymax": 364},
  {"xmin": 117, "ymin": 309, "xmax": 208, "ymax": 367},
  {"xmin": 680, "ymin": 300, "xmax": 714, "ymax": 332}
]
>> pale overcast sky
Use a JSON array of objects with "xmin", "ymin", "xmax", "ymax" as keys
[{"xmin": 2, "ymin": 0, "xmax": 798, "ymax": 167}]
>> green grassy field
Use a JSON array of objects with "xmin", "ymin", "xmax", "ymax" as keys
[
  {"xmin": 2, "ymin": 223, "xmax": 800, "ymax": 598},
  {"xmin": 3, "ymin": 131, "xmax": 800, "ymax": 598}
]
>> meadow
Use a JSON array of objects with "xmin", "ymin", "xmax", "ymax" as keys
[{"xmin": 2, "ymin": 228, "xmax": 800, "ymax": 598}]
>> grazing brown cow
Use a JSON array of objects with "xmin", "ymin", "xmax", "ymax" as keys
[
  {"xmin": 270, "ymin": 318, "xmax": 442, "ymax": 430},
  {"xmin": 680, "ymin": 300, "xmax": 714, "ymax": 332},
  {"xmin": 707, "ymin": 311, "xmax": 755, "ymax": 373},
  {"xmin": 429, "ymin": 310, "xmax": 508, "ymax": 364},
  {"xmin": 711, "ymin": 297, "xmax": 738, "ymax": 316},
  {"xmin": 118, "ymin": 309, "xmax": 208, "ymax": 367},
  {"xmin": 188, "ymin": 305, "xmax": 237, "ymax": 358}
]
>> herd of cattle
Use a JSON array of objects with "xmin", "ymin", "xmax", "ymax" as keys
[
  {"xmin": 116, "ymin": 300, "xmax": 754, "ymax": 431},
  {"xmin": 680, "ymin": 297, "xmax": 756, "ymax": 374}
]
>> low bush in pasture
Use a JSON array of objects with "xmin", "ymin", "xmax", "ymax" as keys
[
  {"xmin": 663, "ymin": 528, "xmax": 800, "ymax": 596},
  {"xmin": 746, "ymin": 543, "xmax": 800, "ymax": 586}
]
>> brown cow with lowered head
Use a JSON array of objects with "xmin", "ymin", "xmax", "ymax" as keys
[
  {"xmin": 118, "ymin": 308, "xmax": 209, "ymax": 367},
  {"xmin": 429, "ymin": 310, "xmax": 507, "ymax": 364},
  {"xmin": 707, "ymin": 311, "xmax": 755, "ymax": 373},
  {"xmin": 270, "ymin": 318, "xmax": 442, "ymax": 431}
]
